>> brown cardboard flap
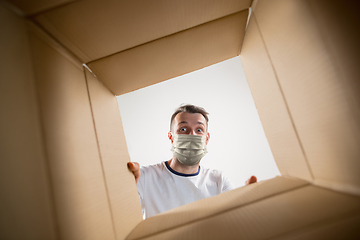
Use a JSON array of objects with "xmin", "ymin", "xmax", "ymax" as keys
[
  {"xmin": 88, "ymin": 10, "xmax": 249, "ymax": 96},
  {"xmin": 3, "ymin": 0, "xmax": 78, "ymax": 16},
  {"xmin": 127, "ymin": 176, "xmax": 309, "ymax": 239},
  {"xmin": 33, "ymin": 0, "xmax": 251, "ymax": 62},
  {"xmin": 252, "ymin": 0, "xmax": 360, "ymax": 196},
  {"xmin": 0, "ymin": 5, "xmax": 56, "ymax": 239},
  {"xmin": 128, "ymin": 177, "xmax": 360, "ymax": 240},
  {"xmin": 269, "ymin": 215, "xmax": 360, "ymax": 240},
  {"xmin": 29, "ymin": 25, "xmax": 115, "ymax": 240},
  {"xmin": 240, "ymin": 17, "xmax": 312, "ymax": 181},
  {"xmin": 85, "ymin": 69, "xmax": 143, "ymax": 240}
]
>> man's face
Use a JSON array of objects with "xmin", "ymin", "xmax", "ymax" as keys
[{"xmin": 168, "ymin": 112, "xmax": 210, "ymax": 144}]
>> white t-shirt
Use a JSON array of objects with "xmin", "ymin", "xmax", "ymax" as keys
[{"xmin": 137, "ymin": 161, "xmax": 235, "ymax": 218}]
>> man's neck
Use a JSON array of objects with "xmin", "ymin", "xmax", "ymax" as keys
[{"xmin": 168, "ymin": 158, "xmax": 199, "ymax": 174}]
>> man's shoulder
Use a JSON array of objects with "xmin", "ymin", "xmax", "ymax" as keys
[
  {"xmin": 200, "ymin": 165, "xmax": 235, "ymax": 191},
  {"xmin": 199, "ymin": 165, "xmax": 224, "ymax": 178},
  {"xmin": 140, "ymin": 161, "xmax": 166, "ymax": 175}
]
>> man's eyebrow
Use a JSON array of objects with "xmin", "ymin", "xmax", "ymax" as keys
[{"xmin": 197, "ymin": 122, "xmax": 205, "ymax": 126}]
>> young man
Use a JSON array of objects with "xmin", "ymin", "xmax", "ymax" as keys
[{"xmin": 128, "ymin": 104, "xmax": 257, "ymax": 218}]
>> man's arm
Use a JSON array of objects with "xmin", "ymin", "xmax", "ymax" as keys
[{"xmin": 127, "ymin": 162, "xmax": 141, "ymax": 183}]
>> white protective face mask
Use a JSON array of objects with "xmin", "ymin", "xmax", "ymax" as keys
[{"xmin": 170, "ymin": 134, "xmax": 208, "ymax": 166}]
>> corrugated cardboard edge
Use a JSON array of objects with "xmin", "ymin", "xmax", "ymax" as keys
[
  {"xmin": 32, "ymin": 0, "xmax": 252, "ymax": 63},
  {"xmin": 126, "ymin": 176, "xmax": 310, "ymax": 240},
  {"xmin": 240, "ymin": 15, "xmax": 313, "ymax": 181},
  {"xmin": 28, "ymin": 20, "xmax": 116, "ymax": 240},
  {"xmin": 252, "ymin": 0, "xmax": 360, "ymax": 196},
  {"xmin": 88, "ymin": 9, "xmax": 249, "ymax": 96},
  {"xmin": 127, "ymin": 177, "xmax": 360, "ymax": 240},
  {"xmin": 84, "ymin": 68, "xmax": 143, "ymax": 240}
]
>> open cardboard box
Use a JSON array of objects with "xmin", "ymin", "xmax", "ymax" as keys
[{"xmin": 1, "ymin": 0, "xmax": 360, "ymax": 239}]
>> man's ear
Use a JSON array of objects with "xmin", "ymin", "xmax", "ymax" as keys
[
  {"xmin": 206, "ymin": 132, "xmax": 210, "ymax": 145},
  {"xmin": 168, "ymin": 131, "xmax": 174, "ymax": 144}
]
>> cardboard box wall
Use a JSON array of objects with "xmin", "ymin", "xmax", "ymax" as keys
[{"xmin": 1, "ymin": 0, "xmax": 360, "ymax": 239}]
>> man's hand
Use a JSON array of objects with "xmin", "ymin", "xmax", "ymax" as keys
[
  {"xmin": 127, "ymin": 162, "xmax": 141, "ymax": 184},
  {"xmin": 245, "ymin": 175, "xmax": 257, "ymax": 185}
]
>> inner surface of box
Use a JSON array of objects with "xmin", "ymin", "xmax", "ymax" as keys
[{"xmin": 1, "ymin": 0, "xmax": 360, "ymax": 239}]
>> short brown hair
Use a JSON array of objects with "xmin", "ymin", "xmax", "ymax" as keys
[{"xmin": 170, "ymin": 104, "xmax": 209, "ymax": 131}]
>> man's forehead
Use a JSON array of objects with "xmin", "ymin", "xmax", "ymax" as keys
[{"xmin": 175, "ymin": 112, "xmax": 206, "ymax": 125}]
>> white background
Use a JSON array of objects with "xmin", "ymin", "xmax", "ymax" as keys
[{"xmin": 117, "ymin": 56, "xmax": 280, "ymax": 188}]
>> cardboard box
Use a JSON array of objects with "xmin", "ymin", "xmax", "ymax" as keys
[{"xmin": 1, "ymin": 0, "xmax": 359, "ymax": 239}]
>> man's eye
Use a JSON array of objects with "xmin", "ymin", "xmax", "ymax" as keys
[
  {"xmin": 180, "ymin": 127, "xmax": 187, "ymax": 132},
  {"xmin": 197, "ymin": 128, "xmax": 203, "ymax": 132}
]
